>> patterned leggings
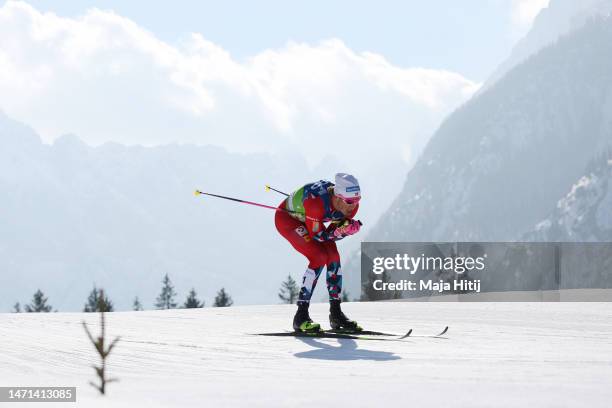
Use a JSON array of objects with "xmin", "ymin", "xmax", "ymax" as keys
[{"xmin": 275, "ymin": 210, "xmax": 342, "ymax": 305}]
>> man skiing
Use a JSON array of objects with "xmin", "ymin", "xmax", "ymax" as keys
[{"xmin": 275, "ymin": 173, "xmax": 362, "ymax": 333}]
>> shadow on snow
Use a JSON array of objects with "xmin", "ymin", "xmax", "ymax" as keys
[{"xmin": 294, "ymin": 337, "xmax": 401, "ymax": 361}]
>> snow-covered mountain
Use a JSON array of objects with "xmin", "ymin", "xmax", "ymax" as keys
[
  {"xmin": 359, "ymin": 15, "xmax": 612, "ymax": 247},
  {"xmin": 527, "ymin": 151, "xmax": 612, "ymax": 241},
  {"xmin": 485, "ymin": 0, "xmax": 612, "ymax": 89}
]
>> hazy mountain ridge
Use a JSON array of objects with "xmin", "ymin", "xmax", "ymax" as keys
[
  {"xmin": 0, "ymin": 111, "xmax": 324, "ymax": 311},
  {"xmin": 363, "ymin": 16, "xmax": 612, "ymax": 244},
  {"xmin": 485, "ymin": 0, "xmax": 612, "ymax": 89},
  {"xmin": 0, "ymin": 106, "xmax": 409, "ymax": 310}
]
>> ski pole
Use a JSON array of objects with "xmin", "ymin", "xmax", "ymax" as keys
[
  {"xmin": 195, "ymin": 189, "xmax": 363, "ymax": 226},
  {"xmin": 264, "ymin": 185, "xmax": 289, "ymax": 197},
  {"xmin": 194, "ymin": 190, "xmax": 319, "ymax": 221}
]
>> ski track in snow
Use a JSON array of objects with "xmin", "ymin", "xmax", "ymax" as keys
[{"xmin": 1, "ymin": 302, "xmax": 611, "ymax": 407}]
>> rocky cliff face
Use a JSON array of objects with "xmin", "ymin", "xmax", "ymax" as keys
[{"xmin": 528, "ymin": 152, "xmax": 612, "ymax": 241}]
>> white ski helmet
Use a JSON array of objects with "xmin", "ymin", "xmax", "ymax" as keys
[{"xmin": 334, "ymin": 173, "xmax": 361, "ymax": 201}]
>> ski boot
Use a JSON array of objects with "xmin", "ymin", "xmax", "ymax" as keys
[
  {"xmin": 293, "ymin": 302, "xmax": 321, "ymax": 333},
  {"xmin": 329, "ymin": 299, "xmax": 362, "ymax": 333}
]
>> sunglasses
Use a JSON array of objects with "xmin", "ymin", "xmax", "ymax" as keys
[{"xmin": 339, "ymin": 196, "xmax": 360, "ymax": 205}]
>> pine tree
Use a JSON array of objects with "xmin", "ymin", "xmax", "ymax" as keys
[
  {"xmin": 183, "ymin": 288, "xmax": 204, "ymax": 308},
  {"xmin": 82, "ymin": 290, "xmax": 120, "ymax": 395},
  {"xmin": 84, "ymin": 286, "xmax": 114, "ymax": 312},
  {"xmin": 12, "ymin": 302, "xmax": 21, "ymax": 313},
  {"xmin": 278, "ymin": 275, "xmax": 299, "ymax": 304},
  {"xmin": 24, "ymin": 289, "xmax": 52, "ymax": 312},
  {"xmin": 155, "ymin": 274, "xmax": 177, "ymax": 309},
  {"xmin": 341, "ymin": 291, "xmax": 350, "ymax": 302},
  {"xmin": 213, "ymin": 288, "xmax": 233, "ymax": 307},
  {"xmin": 132, "ymin": 296, "xmax": 143, "ymax": 311}
]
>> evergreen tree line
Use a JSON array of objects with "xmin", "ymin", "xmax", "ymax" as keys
[
  {"xmin": 11, "ymin": 273, "xmax": 233, "ymax": 312},
  {"xmin": 12, "ymin": 274, "xmax": 353, "ymax": 312}
]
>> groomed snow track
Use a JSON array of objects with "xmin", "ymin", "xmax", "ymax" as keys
[{"xmin": 1, "ymin": 301, "xmax": 611, "ymax": 407}]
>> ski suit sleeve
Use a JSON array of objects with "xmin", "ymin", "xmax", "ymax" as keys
[
  {"xmin": 303, "ymin": 198, "xmax": 340, "ymax": 242},
  {"xmin": 303, "ymin": 199, "xmax": 360, "ymax": 242}
]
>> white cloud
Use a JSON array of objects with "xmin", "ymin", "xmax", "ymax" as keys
[
  {"xmin": 0, "ymin": 0, "xmax": 479, "ymax": 167},
  {"xmin": 511, "ymin": 0, "xmax": 551, "ymax": 27}
]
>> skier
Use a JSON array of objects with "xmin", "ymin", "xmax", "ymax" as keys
[{"xmin": 275, "ymin": 173, "xmax": 362, "ymax": 333}]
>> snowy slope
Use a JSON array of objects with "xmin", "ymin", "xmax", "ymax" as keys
[{"xmin": 2, "ymin": 301, "xmax": 611, "ymax": 407}]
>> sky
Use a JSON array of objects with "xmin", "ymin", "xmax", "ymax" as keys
[
  {"xmin": 0, "ymin": 0, "xmax": 550, "ymax": 167},
  {"xmin": 20, "ymin": 0, "xmax": 549, "ymax": 81}
]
